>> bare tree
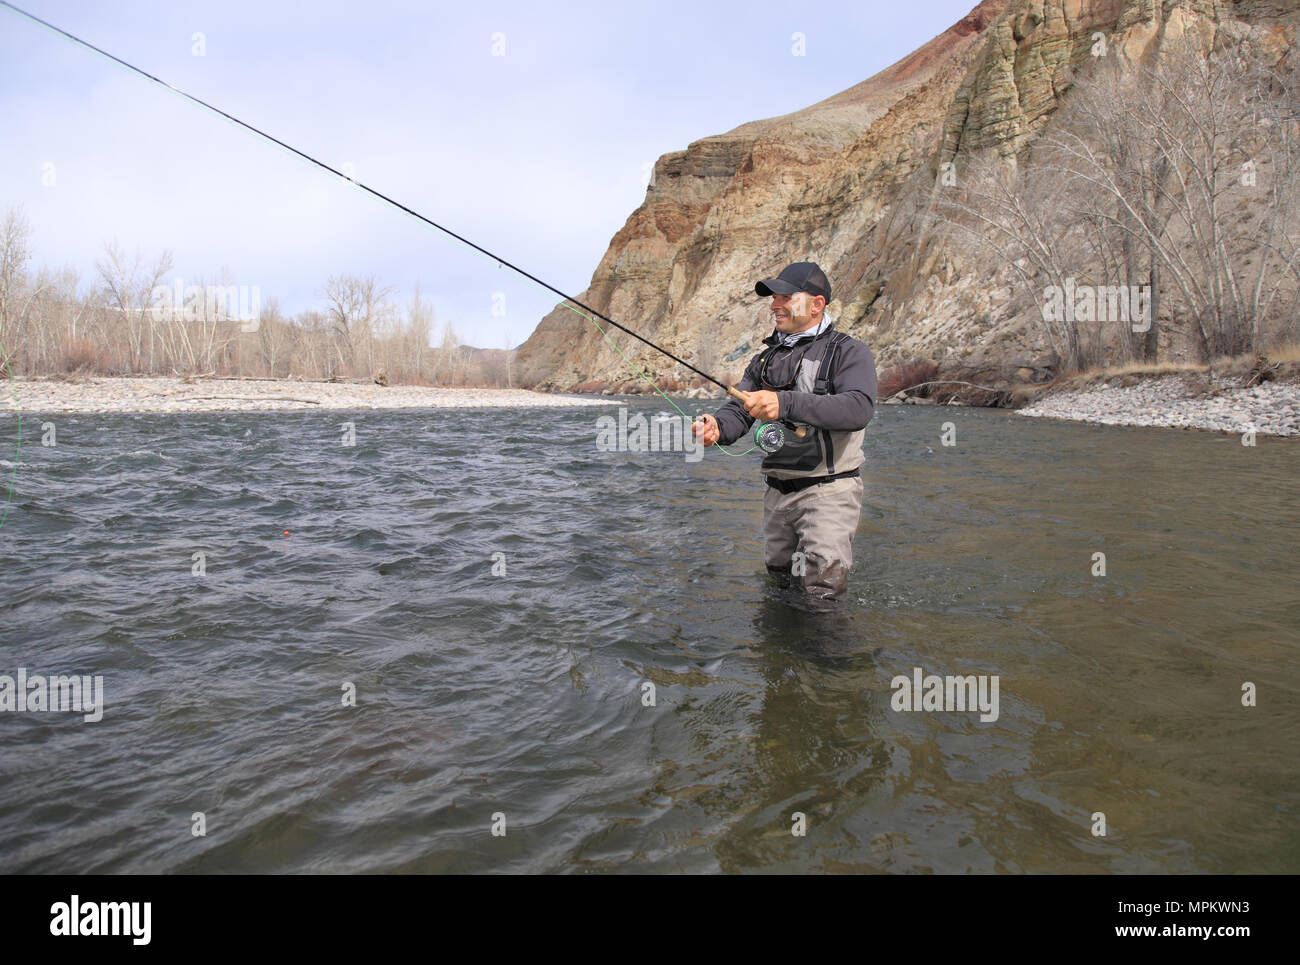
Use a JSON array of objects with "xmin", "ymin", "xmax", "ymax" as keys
[
  {"xmin": 433, "ymin": 322, "xmax": 462, "ymax": 385},
  {"xmin": 0, "ymin": 207, "xmax": 34, "ymax": 369},
  {"xmin": 322, "ymin": 274, "xmax": 392, "ymax": 378},
  {"xmin": 1040, "ymin": 36, "xmax": 1300, "ymax": 360},
  {"xmin": 296, "ymin": 309, "xmax": 330, "ymax": 378},
  {"xmin": 406, "ymin": 284, "xmax": 433, "ymax": 382},
  {"xmin": 96, "ymin": 242, "xmax": 174, "ymax": 373},
  {"xmin": 939, "ymin": 151, "xmax": 1094, "ymax": 369},
  {"xmin": 255, "ymin": 297, "xmax": 295, "ymax": 377}
]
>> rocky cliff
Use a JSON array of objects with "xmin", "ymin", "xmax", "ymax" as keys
[{"xmin": 515, "ymin": 0, "xmax": 1299, "ymax": 392}]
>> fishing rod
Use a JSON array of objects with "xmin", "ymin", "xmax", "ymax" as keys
[{"xmin": 0, "ymin": 0, "xmax": 804, "ymax": 452}]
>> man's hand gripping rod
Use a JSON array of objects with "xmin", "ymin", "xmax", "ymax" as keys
[{"xmin": 724, "ymin": 386, "xmax": 808, "ymax": 438}]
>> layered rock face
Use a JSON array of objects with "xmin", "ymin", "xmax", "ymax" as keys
[{"xmin": 515, "ymin": 0, "xmax": 1299, "ymax": 391}]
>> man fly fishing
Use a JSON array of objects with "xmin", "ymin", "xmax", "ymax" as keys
[{"xmin": 692, "ymin": 262, "xmax": 878, "ymax": 601}]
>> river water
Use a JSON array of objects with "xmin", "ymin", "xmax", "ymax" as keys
[{"xmin": 1, "ymin": 400, "xmax": 1296, "ymax": 873}]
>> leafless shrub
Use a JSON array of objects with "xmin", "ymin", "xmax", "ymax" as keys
[{"xmin": 879, "ymin": 358, "xmax": 940, "ymax": 398}]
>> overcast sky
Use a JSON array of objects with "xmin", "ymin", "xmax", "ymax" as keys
[{"xmin": 1, "ymin": 0, "xmax": 980, "ymax": 348}]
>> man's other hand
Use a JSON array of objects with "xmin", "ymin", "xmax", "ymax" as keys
[{"xmin": 692, "ymin": 414, "xmax": 720, "ymax": 447}]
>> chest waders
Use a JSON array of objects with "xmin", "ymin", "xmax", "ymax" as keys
[{"xmin": 752, "ymin": 331, "xmax": 850, "ymax": 453}]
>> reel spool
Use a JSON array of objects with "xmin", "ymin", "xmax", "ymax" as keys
[{"xmin": 754, "ymin": 421, "xmax": 787, "ymax": 454}]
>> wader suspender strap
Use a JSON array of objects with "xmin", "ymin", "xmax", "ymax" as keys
[
  {"xmin": 813, "ymin": 331, "xmax": 849, "ymax": 395},
  {"xmin": 812, "ymin": 331, "xmax": 848, "ymax": 472}
]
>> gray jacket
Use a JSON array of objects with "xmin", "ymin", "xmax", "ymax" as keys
[{"xmin": 712, "ymin": 320, "xmax": 878, "ymax": 480}]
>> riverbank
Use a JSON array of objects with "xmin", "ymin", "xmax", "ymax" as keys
[
  {"xmin": 1, "ymin": 376, "xmax": 620, "ymax": 414},
  {"xmin": 8, "ymin": 372, "xmax": 1299, "ymax": 437},
  {"xmin": 1015, "ymin": 369, "xmax": 1300, "ymax": 437}
]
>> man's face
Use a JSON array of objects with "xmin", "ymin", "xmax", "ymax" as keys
[{"xmin": 769, "ymin": 291, "xmax": 825, "ymax": 334}]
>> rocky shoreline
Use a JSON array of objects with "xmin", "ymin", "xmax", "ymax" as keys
[
  {"xmin": 6, "ymin": 373, "xmax": 1298, "ymax": 438},
  {"xmin": 1, "ymin": 377, "xmax": 620, "ymax": 415},
  {"xmin": 1015, "ymin": 371, "xmax": 1300, "ymax": 437}
]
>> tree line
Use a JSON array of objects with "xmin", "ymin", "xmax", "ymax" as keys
[{"xmin": 0, "ymin": 218, "xmax": 515, "ymax": 386}]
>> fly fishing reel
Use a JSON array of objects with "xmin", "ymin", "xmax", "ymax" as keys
[{"xmin": 754, "ymin": 421, "xmax": 789, "ymax": 453}]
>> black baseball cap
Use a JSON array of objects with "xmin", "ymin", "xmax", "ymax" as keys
[{"xmin": 755, "ymin": 262, "xmax": 831, "ymax": 302}]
